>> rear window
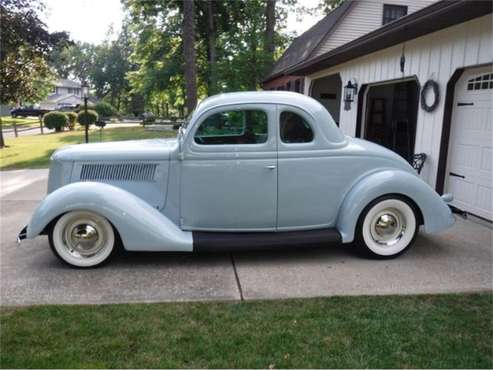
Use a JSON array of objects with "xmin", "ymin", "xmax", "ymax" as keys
[{"xmin": 280, "ymin": 111, "xmax": 314, "ymax": 143}]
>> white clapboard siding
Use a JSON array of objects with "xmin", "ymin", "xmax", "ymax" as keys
[
  {"xmin": 306, "ymin": 14, "xmax": 493, "ymax": 188},
  {"xmin": 311, "ymin": 0, "xmax": 437, "ymax": 59}
]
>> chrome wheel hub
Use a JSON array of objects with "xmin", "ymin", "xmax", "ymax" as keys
[
  {"xmin": 64, "ymin": 220, "xmax": 106, "ymax": 257},
  {"xmin": 370, "ymin": 209, "xmax": 406, "ymax": 246}
]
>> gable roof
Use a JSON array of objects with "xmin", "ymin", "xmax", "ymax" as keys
[
  {"xmin": 55, "ymin": 79, "xmax": 81, "ymax": 88},
  {"xmin": 287, "ymin": 0, "xmax": 492, "ymax": 76},
  {"xmin": 264, "ymin": 0, "xmax": 353, "ymax": 81}
]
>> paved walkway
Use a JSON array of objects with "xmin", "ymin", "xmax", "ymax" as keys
[
  {"xmin": 1, "ymin": 169, "xmax": 492, "ymax": 306},
  {"xmin": 3, "ymin": 122, "xmax": 141, "ymax": 139}
]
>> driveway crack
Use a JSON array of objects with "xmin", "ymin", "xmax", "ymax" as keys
[{"xmin": 230, "ymin": 252, "xmax": 244, "ymax": 301}]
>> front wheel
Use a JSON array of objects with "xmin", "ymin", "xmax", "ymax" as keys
[
  {"xmin": 49, "ymin": 211, "xmax": 117, "ymax": 268},
  {"xmin": 355, "ymin": 196, "xmax": 419, "ymax": 258}
]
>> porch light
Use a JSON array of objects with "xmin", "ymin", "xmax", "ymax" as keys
[
  {"xmin": 343, "ymin": 80, "xmax": 358, "ymax": 110},
  {"xmin": 82, "ymin": 81, "xmax": 89, "ymax": 143},
  {"xmin": 82, "ymin": 82, "xmax": 89, "ymax": 98}
]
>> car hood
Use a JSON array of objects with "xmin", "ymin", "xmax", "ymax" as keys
[{"xmin": 52, "ymin": 138, "xmax": 178, "ymax": 162}]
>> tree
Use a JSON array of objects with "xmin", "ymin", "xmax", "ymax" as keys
[
  {"xmin": 317, "ymin": 0, "xmax": 345, "ymax": 14},
  {"xmin": 123, "ymin": 0, "xmax": 297, "ymax": 115},
  {"xmin": 182, "ymin": 0, "xmax": 198, "ymax": 112},
  {"xmin": 206, "ymin": 0, "xmax": 218, "ymax": 95},
  {"xmin": 0, "ymin": 0, "xmax": 69, "ymax": 148},
  {"xmin": 264, "ymin": 0, "xmax": 276, "ymax": 72}
]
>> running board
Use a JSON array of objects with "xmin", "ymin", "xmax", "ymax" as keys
[{"xmin": 193, "ymin": 228, "xmax": 341, "ymax": 252}]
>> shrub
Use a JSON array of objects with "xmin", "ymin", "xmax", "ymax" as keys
[
  {"xmin": 43, "ymin": 111, "xmax": 68, "ymax": 132},
  {"xmin": 66, "ymin": 112, "xmax": 77, "ymax": 130},
  {"xmin": 94, "ymin": 102, "xmax": 116, "ymax": 118},
  {"xmin": 77, "ymin": 109, "xmax": 98, "ymax": 127},
  {"xmin": 95, "ymin": 119, "xmax": 107, "ymax": 128},
  {"xmin": 141, "ymin": 112, "xmax": 155, "ymax": 125}
]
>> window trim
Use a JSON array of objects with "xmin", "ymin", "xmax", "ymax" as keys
[
  {"xmin": 382, "ymin": 4, "xmax": 408, "ymax": 25},
  {"xmin": 466, "ymin": 73, "xmax": 493, "ymax": 91},
  {"xmin": 279, "ymin": 109, "xmax": 315, "ymax": 145}
]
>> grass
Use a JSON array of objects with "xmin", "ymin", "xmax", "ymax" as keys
[
  {"xmin": 1, "ymin": 116, "xmax": 41, "ymax": 130},
  {"xmin": 1, "ymin": 293, "xmax": 492, "ymax": 368},
  {"xmin": 0, "ymin": 126, "xmax": 175, "ymax": 170}
]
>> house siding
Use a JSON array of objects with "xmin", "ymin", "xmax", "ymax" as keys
[
  {"xmin": 311, "ymin": 0, "xmax": 437, "ymax": 59},
  {"xmin": 305, "ymin": 14, "xmax": 492, "ymax": 188}
]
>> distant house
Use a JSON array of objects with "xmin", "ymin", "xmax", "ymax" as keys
[
  {"xmin": 39, "ymin": 79, "xmax": 95, "ymax": 110},
  {"xmin": 263, "ymin": 0, "xmax": 492, "ymax": 221}
]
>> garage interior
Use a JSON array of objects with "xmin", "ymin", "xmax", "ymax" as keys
[
  {"xmin": 310, "ymin": 74, "xmax": 342, "ymax": 125},
  {"xmin": 363, "ymin": 80, "xmax": 419, "ymax": 163}
]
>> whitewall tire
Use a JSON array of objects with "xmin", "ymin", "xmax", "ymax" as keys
[
  {"xmin": 356, "ymin": 196, "xmax": 419, "ymax": 258},
  {"xmin": 49, "ymin": 211, "xmax": 117, "ymax": 268}
]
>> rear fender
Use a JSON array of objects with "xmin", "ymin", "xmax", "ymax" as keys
[
  {"xmin": 336, "ymin": 170, "xmax": 454, "ymax": 243},
  {"xmin": 26, "ymin": 182, "xmax": 192, "ymax": 252}
]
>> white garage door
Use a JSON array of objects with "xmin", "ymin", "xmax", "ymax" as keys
[{"xmin": 445, "ymin": 65, "xmax": 493, "ymax": 220}]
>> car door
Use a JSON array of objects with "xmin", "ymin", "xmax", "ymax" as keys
[
  {"xmin": 276, "ymin": 105, "xmax": 338, "ymax": 230},
  {"xmin": 180, "ymin": 104, "xmax": 278, "ymax": 231}
]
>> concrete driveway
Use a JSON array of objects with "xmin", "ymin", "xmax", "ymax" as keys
[{"xmin": 1, "ymin": 169, "xmax": 492, "ymax": 306}]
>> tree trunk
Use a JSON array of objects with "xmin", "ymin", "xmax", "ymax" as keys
[
  {"xmin": 264, "ymin": 0, "xmax": 276, "ymax": 70},
  {"xmin": 0, "ymin": 117, "xmax": 5, "ymax": 149},
  {"xmin": 183, "ymin": 0, "xmax": 198, "ymax": 112},
  {"xmin": 206, "ymin": 0, "xmax": 217, "ymax": 95}
]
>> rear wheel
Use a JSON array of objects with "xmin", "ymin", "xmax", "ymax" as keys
[
  {"xmin": 355, "ymin": 196, "xmax": 419, "ymax": 258},
  {"xmin": 49, "ymin": 211, "xmax": 116, "ymax": 268}
]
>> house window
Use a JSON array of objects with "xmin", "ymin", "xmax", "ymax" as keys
[
  {"xmin": 294, "ymin": 79, "xmax": 301, "ymax": 93},
  {"xmin": 286, "ymin": 81, "xmax": 292, "ymax": 91},
  {"xmin": 467, "ymin": 73, "xmax": 493, "ymax": 91},
  {"xmin": 382, "ymin": 4, "xmax": 407, "ymax": 25}
]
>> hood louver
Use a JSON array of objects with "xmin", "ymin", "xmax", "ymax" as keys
[{"xmin": 80, "ymin": 163, "xmax": 158, "ymax": 182}]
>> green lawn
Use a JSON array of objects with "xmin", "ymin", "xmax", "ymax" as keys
[
  {"xmin": 1, "ymin": 293, "xmax": 492, "ymax": 368},
  {"xmin": 1, "ymin": 116, "xmax": 41, "ymax": 129},
  {"xmin": 0, "ymin": 126, "xmax": 175, "ymax": 170}
]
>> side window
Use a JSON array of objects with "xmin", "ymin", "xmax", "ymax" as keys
[
  {"xmin": 194, "ymin": 110, "xmax": 268, "ymax": 145},
  {"xmin": 280, "ymin": 111, "xmax": 314, "ymax": 143}
]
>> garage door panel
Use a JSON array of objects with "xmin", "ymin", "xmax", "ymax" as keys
[
  {"xmin": 448, "ymin": 177, "xmax": 476, "ymax": 204},
  {"xmin": 476, "ymin": 185, "xmax": 492, "ymax": 214},
  {"xmin": 481, "ymin": 147, "xmax": 493, "ymax": 172},
  {"xmin": 446, "ymin": 65, "xmax": 493, "ymax": 220},
  {"xmin": 449, "ymin": 143, "xmax": 481, "ymax": 169}
]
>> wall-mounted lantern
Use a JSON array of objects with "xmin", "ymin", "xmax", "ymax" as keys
[{"xmin": 343, "ymin": 80, "xmax": 358, "ymax": 111}]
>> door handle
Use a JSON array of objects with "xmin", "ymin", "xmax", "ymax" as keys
[
  {"xmin": 265, "ymin": 165, "xmax": 277, "ymax": 170},
  {"xmin": 449, "ymin": 172, "xmax": 465, "ymax": 179}
]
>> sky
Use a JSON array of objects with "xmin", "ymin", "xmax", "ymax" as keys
[{"xmin": 42, "ymin": 0, "xmax": 325, "ymax": 45}]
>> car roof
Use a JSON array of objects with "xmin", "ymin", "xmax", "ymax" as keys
[{"xmin": 192, "ymin": 91, "xmax": 346, "ymax": 146}]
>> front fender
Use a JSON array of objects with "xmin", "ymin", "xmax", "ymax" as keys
[
  {"xmin": 26, "ymin": 182, "xmax": 192, "ymax": 252},
  {"xmin": 336, "ymin": 170, "xmax": 454, "ymax": 243}
]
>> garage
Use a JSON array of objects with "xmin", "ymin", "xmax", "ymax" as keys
[
  {"xmin": 310, "ymin": 74, "xmax": 342, "ymax": 126},
  {"xmin": 445, "ymin": 65, "xmax": 493, "ymax": 220},
  {"xmin": 362, "ymin": 79, "xmax": 419, "ymax": 163}
]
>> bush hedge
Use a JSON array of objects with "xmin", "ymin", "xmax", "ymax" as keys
[
  {"xmin": 43, "ymin": 112, "xmax": 68, "ymax": 132},
  {"xmin": 77, "ymin": 109, "xmax": 98, "ymax": 127},
  {"xmin": 94, "ymin": 102, "xmax": 116, "ymax": 118},
  {"xmin": 66, "ymin": 112, "xmax": 77, "ymax": 130}
]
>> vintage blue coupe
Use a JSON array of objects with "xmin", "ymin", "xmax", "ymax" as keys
[{"xmin": 18, "ymin": 92, "xmax": 454, "ymax": 267}]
